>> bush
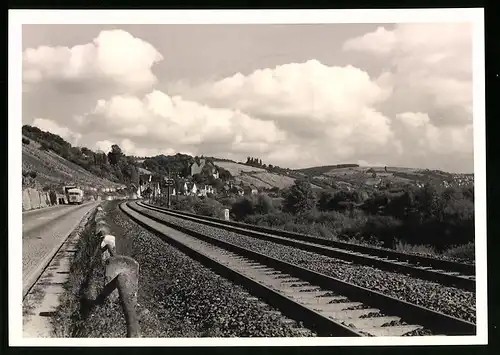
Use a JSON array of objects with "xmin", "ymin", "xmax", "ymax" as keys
[
  {"xmin": 243, "ymin": 212, "xmax": 294, "ymax": 228},
  {"xmin": 254, "ymin": 193, "xmax": 275, "ymax": 215},
  {"xmin": 363, "ymin": 215, "xmax": 403, "ymax": 247},
  {"xmin": 231, "ymin": 197, "xmax": 255, "ymax": 221},
  {"xmin": 217, "ymin": 196, "xmax": 238, "ymax": 209},
  {"xmin": 314, "ymin": 225, "xmax": 337, "ymax": 240},
  {"xmin": 393, "ymin": 239, "xmax": 437, "ymax": 255},
  {"xmin": 22, "ymin": 137, "xmax": 30, "ymax": 145},
  {"xmin": 39, "ymin": 141, "xmax": 50, "ymax": 151},
  {"xmin": 443, "ymin": 242, "xmax": 475, "ymax": 261},
  {"xmin": 282, "ymin": 222, "xmax": 315, "ymax": 235},
  {"xmin": 272, "ymin": 198, "xmax": 284, "ymax": 210},
  {"xmin": 193, "ymin": 198, "xmax": 224, "ymax": 218}
]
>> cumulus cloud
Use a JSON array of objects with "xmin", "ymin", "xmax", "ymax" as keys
[
  {"xmin": 79, "ymin": 89, "xmax": 287, "ymax": 158},
  {"xmin": 343, "ymin": 23, "xmax": 473, "ymax": 126},
  {"xmin": 394, "ymin": 112, "xmax": 473, "ymax": 155},
  {"xmin": 94, "ymin": 140, "xmax": 114, "ymax": 153},
  {"xmin": 343, "ymin": 26, "xmax": 398, "ymax": 55},
  {"xmin": 23, "ymin": 29, "xmax": 163, "ymax": 93},
  {"xmin": 171, "ymin": 60, "xmax": 396, "ymax": 158},
  {"xmin": 32, "ymin": 118, "xmax": 82, "ymax": 145}
]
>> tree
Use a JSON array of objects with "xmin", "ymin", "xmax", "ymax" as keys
[
  {"xmin": 283, "ymin": 179, "xmax": 315, "ymax": 214},
  {"xmin": 317, "ymin": 191, "xmax": 334, "ymax": 211},
  {"xmin": 259, "ymin": 159, "xmax": 262, "ymax": 166},
  {"xmin": 218, "ymin": 168, "xmax": 232, "ymax": 181},
  {"xmin": 201, "ymin": 163, "xmax": 214, "ymax": 177},
  {"xmin": 193, "ymin": 173, "xmax": 204, "ymax": 184},
  {"xmin": 108, "ymin": 144, "xmax": 124, "ymax": 165},
  {"xmin": 254, "ymin": 193, "xmax": 275, "ymax": 214},
  {"xmin": 212, "ymin": 178, "xmax": 224, "ymax": 191},
  {"xmin": 143, "ymin": 186, "xmax": 152, "ymax": 197},
  {"xmin": 130, "ymin": 166, "xmax": 139, "ymax": 186}
]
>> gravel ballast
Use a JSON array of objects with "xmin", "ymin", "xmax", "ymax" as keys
[
  {"xmin": 108, "ymin": 202, "xmax": 317, "ymax": 337},
  {"xmin": 139, "ymin": 206, "xmax": 476, "ymax": 324}
]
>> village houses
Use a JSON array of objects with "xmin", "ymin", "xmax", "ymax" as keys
[{"xmin": 182, "ymin": 181, "xmax": 216, "ymax": 197}]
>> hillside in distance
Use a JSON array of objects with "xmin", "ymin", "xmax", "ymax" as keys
[
  {"xmin": 213, "ymin": 160, "xmax": 322, "ymax": 190},
  {"xmin": 22, "ymin": 136, "xmax": 124, "ymax": 191},
  {"xmin": 295, "ymin": 164, "xmax": 474, "ymax": 189},
  {"xmin": 21, "ymin": 124, "xmax": 473, "ymax": 193}
]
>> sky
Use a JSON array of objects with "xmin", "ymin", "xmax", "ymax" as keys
[{"xmin": 22, "ymin": 22, "xmax": 474, "ymax": 173}]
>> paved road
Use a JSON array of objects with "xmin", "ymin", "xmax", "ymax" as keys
[{"xmin": 22, "ymin": 201, "xmax": 100, "ymax": 298}]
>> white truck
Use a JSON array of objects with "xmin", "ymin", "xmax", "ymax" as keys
[{"xmin": 63, "ymin": 185, "xmax": 84, "ymax": 205}]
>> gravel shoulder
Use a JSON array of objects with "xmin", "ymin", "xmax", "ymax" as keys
[{"xmin": 138, "ymin": 206, "xmax": 477, "ymax": 324}]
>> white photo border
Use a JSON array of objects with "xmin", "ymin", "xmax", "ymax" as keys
[{"xmin": 8, "ymin": 8, "xmax": 487, "ymax": 347}]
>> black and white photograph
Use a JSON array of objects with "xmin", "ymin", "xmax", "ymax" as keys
[{"xmin": 9, "ymin": 9, "xmax": 487, "ymax": 346}]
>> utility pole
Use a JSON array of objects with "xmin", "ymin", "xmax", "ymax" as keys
[
  {"xmin": 165, "ymin": 168, "xmax": 174, "ymax": 209},
  {"xmin": 167, "ymin": 169, "xmax": 171, "ymax": 209}
]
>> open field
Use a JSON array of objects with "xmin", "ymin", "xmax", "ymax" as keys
[
  {"xmin": 213, "ymin": 161, "xmax": 267, "ymax": 175},
  {"xmin": 215, "ymin": 161, "xmax": 321, "ymax": 189}
]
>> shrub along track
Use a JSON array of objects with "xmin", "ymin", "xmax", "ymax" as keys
[
  {"xmin": 122, "ymin": 201, "xmax": 476, "ymax": 337},
  {"xmin": 140, "ymin": 201, "xmax": 475, "ymax": 291}
]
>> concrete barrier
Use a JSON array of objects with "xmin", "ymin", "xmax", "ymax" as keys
[
  {"xmin": 22, "ymin": 188, "xmax": 59, "ymax": 211},
  {"xmin": 22, "ymin": 189, "xmax": 32, "ymax": 211}
]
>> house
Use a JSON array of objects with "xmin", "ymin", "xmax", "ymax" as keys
[
  {"xmin": 233, "ymin": 185, "xmax": 244, "ymax": 196},
  {"xmin": 182, "ymin": 181, "xmax": 198, "ymax": 196},
  {"xmin": 138, "ymin": 167, "xmax": 153, "ymax": 193},
  {"xmin": 190, "ymin": 158, "xmax": 206, "ymax": 176},
  {"xmin": 190, "ymin": 158, "xmax": 219, "ymax": 178},
  {"xmin": 243, "ymin": 185, "xmax": 258, "ymax": 195},
  {"xmin": 198, "ymin": 185, "xmax": 215, "ymax": 197}
]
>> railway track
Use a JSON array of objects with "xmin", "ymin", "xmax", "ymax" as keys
[
  {"xmin": 138, "ymin": 201, "xmax": 475, "ymax": 291},
  {"xmin": 121, "ymin": 201, "xmax": 476, "ymax": 337}
]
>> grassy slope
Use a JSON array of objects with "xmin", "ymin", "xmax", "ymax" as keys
[
  {"xmin": 22, "ymin": 138, "xmax": 122, "ymax": 190},
  {"xmin": 213, "ymin": 161, "xmax": 321, "ymax": 189}
]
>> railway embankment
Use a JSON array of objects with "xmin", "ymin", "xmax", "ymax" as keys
[{"xmin": 49, "ymin": 200, "xmax": 314, "ymax": 337}]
